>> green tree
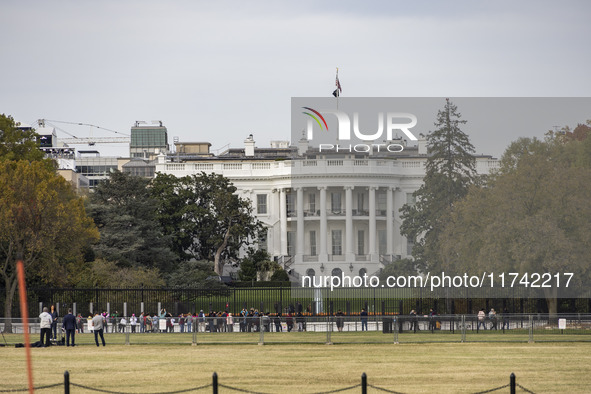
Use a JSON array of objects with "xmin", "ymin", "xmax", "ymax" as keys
[
  {"xmin": 399, "ymin": 99, "xmax": 477, "ymax": 271},
  {"xmin": 72, "ymin": 259, "xmax": 166, "ymax": 288},
  {"xmin": 270, "ymin": 268, "xmax": 290, "ymax": 282},
  {"xmin": 439, "ymin": 129, "xmax": 591, "ymax": 317},
  {"xmin": 378, "ymin": 258, "xmax": 418, "ymax": 282},
  {"xmin": 166, "ymin": 260, "xmax": 217, "ymax": 288},
  {"xmin": 0, "ymin": 160, "xmax": 99, "ymax": 331},
  {"xmin": 89, "ymin": 171, "xmax": 177, "ymax": 273},
  {"xmin": 0, "ymin": 114, "xmax": 45, "ymax": 162},
  {"xmin": 238, "ymin": 248, "xmax": 277, "ymax": 281},
  {"xmin": 151, "ymin": 173, "xmax": 264, "ymax": 275}
]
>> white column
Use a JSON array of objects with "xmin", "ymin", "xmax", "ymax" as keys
[
  {"xmin": 280, "ymin": 188, "xmax": 287, "ymax": 256},
  {"xmin": 393, "ymin": 187, "xmax": 402, "ymax": 257},
  {"xmin": 345, "ymin": 186, "xmax": 354, "ymax": 260},
  {"xmin": 296, "ymin": 187, "xmax": 304, "ymax": 259},
  {"xmin": 386, "ymin": 186, "xmax": 394, "ymax": 256},
  {"xmin": 318, "ymin": 186, "xmax": 327, "ymax": 261},
  {"xmin": 369, "ymin": 186, "xmax": 377, "ymax": 259}
]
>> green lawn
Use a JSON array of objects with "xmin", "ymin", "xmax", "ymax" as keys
[{"xmin": 1, "ymin": 332, "xmax": 590, "ymax": 393}]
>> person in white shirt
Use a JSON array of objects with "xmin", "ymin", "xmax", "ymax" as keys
[
  {"xmin": 130, "ymin": 314, "xmax": 137, "ymax": 333},
  {"xmin": 39, "ymin": 307, "xmax": 53, "ymax": 347},
  {"xmin": 119, "ymin": 316, "xmax": 127, "ymax": 333}
]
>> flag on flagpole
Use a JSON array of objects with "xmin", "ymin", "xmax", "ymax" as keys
[{"xmin": 333, "ymin": 68, "xmax": 342, "ymax": 97}]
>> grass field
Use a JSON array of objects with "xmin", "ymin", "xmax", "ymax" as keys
[{"xmin": 1, "ymin": 333, "xmax": 590, "ymax": 393}]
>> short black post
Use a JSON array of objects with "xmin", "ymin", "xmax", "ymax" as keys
[
  {"xmin": 64, "ymin": 370, "xmax": 70, "ymax": 394},
  {"xmin": 510, "ymin": 372, "xmax": 515, "ymax": 394},
  {"xmin": 361, "ymin": 372, "xmax": 367, "ymax": 394},
  {"xmin": 212, "ymin": 372, "xmax": 218, "ymax": 394}
]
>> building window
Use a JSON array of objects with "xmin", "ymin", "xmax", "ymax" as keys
[
  {"xmin": 306, "ymin": 268, "xmax": 316, "ymax": 277},
  {"xmin": 357, "ymin": 193, "xmax": 365, "ymax": 213},
  {"xmin": 309, "ymin": 231, "xmax": 317, "ymax": 256},
  {"xmin": 331, "ymin": 230, "xmax": 342, "ymax": 255},
  {"xmin": 377, "ymin": 192, "xmax": 387, "ymax": 211},
  {"xmin": 357, "ymin": 230, "xmax": 365, "ymax": 255},
  {"xmin": 287, "ymin": 231, "xmax": 295, "ymax": 257},
  {"xmin": 308, "ymin": 193, "xmax": 316, "ymax": 213},
  {"xmin": 378, "ymin": 230, "xmax": 387, "ymax": 255},
  {"xmin": 286, "ymin": 193, "xmax": 295, "ymax": 215},
  {"xmin": 257, "ymin": 194, "xmax": 267, "ymax": 214},
  {"xmin": 331, "ymin": 192, "xmax": 342, "ymax": 213},
  {"xmin": 406, "ymin": 193, "xmax": 416, "ymax": 206},
  {"xmin": 259, "ymin": 232, "xmax": 268, "ymax": 251},
  {"xmin": 331, "ymin": 268, "xmax": 343, "ymax": 277},
  {"xmin": 359, "ymin": 268, "xmax": 367, "ymax": 277}
]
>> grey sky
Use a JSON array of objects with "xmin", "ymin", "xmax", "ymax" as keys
[{"xmin": 2, "ymin": 0, "xmax": 590, "ymax": 158}]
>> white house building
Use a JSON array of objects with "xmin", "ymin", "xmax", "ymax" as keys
[{"xmin": 155, "ymin": 135, "xmax": 499, "ymax": 280}]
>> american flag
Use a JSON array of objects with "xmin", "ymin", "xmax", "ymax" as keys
[{"xmin": 335, "ymin": 74, "xmax": 342, "ymax": 93}]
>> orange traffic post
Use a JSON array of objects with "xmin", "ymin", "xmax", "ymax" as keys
[{"xmin": 17, "ymin": 259, "xmax": 34, "ymax": 394}]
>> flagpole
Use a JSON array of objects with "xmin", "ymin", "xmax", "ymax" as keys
[
  {"xmin": 336, "ymin": 67, "xmax": 339, "ymax": 111},
  {"xmin": 336, "ymin": 67, "xmax": 339, "ymax": 142}
]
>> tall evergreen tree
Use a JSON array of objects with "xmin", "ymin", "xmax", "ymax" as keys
[
  {"xmin": 89, "ymin": 171, "xmax": 177, "ymax": 273},
  {"xmin": 399, "ymin": 99, "xmax": 477, "ymax": 271}
]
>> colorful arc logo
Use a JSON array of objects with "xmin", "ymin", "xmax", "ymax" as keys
[{"xmin": 302, "ymin": 107, "xmax": 328, "ymax": 131}]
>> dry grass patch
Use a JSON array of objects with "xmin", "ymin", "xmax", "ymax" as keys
[{"xmin": 1, "ymin": 341, "xmax": 590, "ymax": 393}]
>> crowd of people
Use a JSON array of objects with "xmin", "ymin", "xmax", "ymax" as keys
[{"xmin": 38, "ymin": 304, "xmax": 513, "ymax": 347}]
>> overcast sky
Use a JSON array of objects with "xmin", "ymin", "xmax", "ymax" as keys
[{"xmin": 2, "ymin": 1, "xmax": 590, "ymax": 158}]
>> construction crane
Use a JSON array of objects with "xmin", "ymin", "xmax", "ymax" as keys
[{"xmin": 37, "ymin": 119, "xmax": 131, "ymax": 146}]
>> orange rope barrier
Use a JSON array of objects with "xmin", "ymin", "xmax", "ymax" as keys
[{"xmin": 17, "ymin": 260, "xmax": 34, "ymax": 394}]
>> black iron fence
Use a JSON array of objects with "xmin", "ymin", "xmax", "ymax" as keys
[
  {"xmin": 2, "ymin": 285, "xmax": 590, "ymax": 320},
  {"xmin": 2, "ymin": 314, "xmax": 590, "ymax": 346}
]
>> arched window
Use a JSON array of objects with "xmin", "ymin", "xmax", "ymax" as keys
[
  {"xmin": 306, "ymin": 268, "xmax": 316, "ymax": 277},
  {"xmin": 358, "ymin": 268, "xmax": 367, "ymax": 277},
  {"xmin": 331, "ymin": 268, "xmax": 343, "ymax": 277}
]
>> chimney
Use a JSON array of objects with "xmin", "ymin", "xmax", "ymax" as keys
[
  {"xmin": 298, "ymin": 135, "xmax": 309, "ymax": 156},
  {"xmin": 244, "ymin": 134, "xmax": 255, "ymax": 157},
  {"xmin": 418, "ymin": 134, "xmax": 427, "ymax": 155}
]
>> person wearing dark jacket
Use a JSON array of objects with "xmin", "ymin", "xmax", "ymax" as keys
[
  {"xmin": 50, "ymin": 304, "xmax": 59, "ymax": 340},
  {"xmin": 62, "ymin": 308, "xmax": 77, "ymax": 346}
]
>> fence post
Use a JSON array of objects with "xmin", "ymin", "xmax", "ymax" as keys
[
  {"xmin": 361, "ymin": 372, "xmax": 367, "ymax": 394},
  {"xmin": 510, "ymin": 372, "xmax": 515, "ymax": 394},
  {"xmin": 212, "ymin": 372, "xmax": 218, "ymax": 394},
  {"xmin": 461, "ymin": 315, "xmax": 466, "ymax": 343},
  {"xmin": 259, "ymin": 316, "xmax": 264, "ymax": 345},
  {"xmin": 393, "ymin": 317, "xmax": 399, "ymax": 344},
  {"xmin": 64, "ymin": 370, "xmax": 70, "ymax": 394},
  {"xmin": 528, "ymin": 315, "xmax": 534, "ymax": 343},
  {"xmin": 326, "ymin": 315, "xmax": 332, "ymax": 345}
]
